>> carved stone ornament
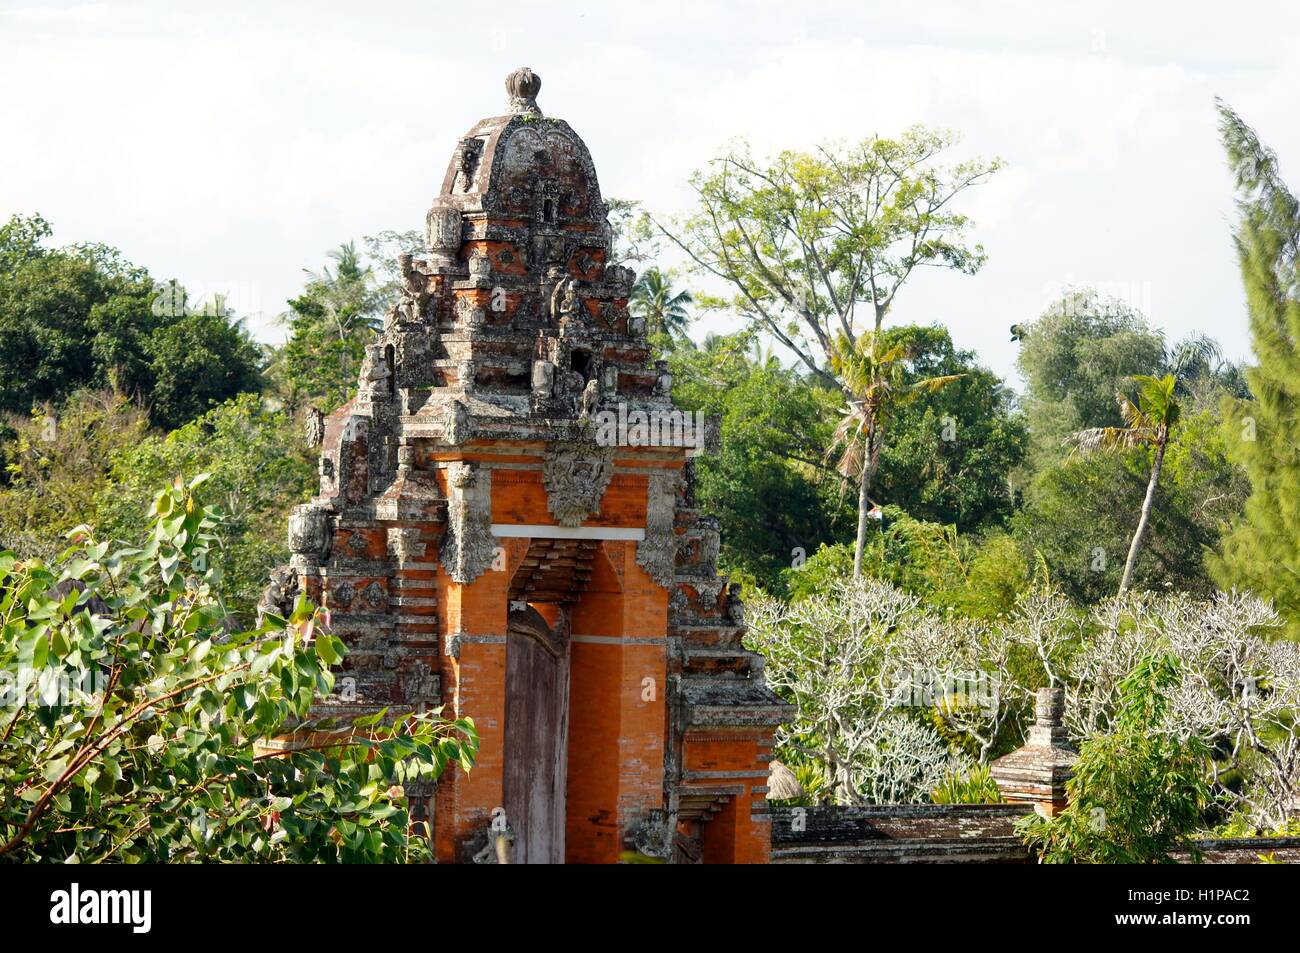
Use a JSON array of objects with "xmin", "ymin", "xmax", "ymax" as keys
[
  {"xmin": 636, "ymin": 468, "xmax": 680, "ymax": 588},
  {"xmin": 288, "ymin": 504, "xmax": 331, "ymax": 562},
  {"xmin": 542, "ymin": 441, "xmax": 615, "ymax": 527},
  {"xmin": 440, "ymin": 462, "xmax": 496, "ymax": 584},
  {"xmin": 439, "ymin": 399, "xmax": 472, "ymax": 445},
  {"xmin": 426, "ymin": 203, "xmax": 462, "ymax": 261},
  {"xmin": 387, "ymin": 527, "xmax": 427, "ymax": 563}
]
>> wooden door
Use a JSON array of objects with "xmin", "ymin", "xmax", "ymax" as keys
[{"xmin": 503, "ymin": 605, "xmax": 570, "ymax": 863}]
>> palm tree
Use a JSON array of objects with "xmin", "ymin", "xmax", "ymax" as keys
[
  {"xmin": 630, "ymin": 267, "xmax": 692, "ymax": 336},
  {"xmin": 829, "ymin": 333, "xmax": 962, "ymax": 576},
  {"xmin": 1067, "ymin": 374, "xmax": 1181, "ymax": 595}
]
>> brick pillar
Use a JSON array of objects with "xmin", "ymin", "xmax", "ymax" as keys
[
  {"xmin": 989, "ymin": 687, "xmax": 1077, "ymax": 817},
  {"xmin": 433, "ymin": 557, "xmax": 511, "ymax": 862},
  {"xmin": 566, "ymin": 541, "xmax": 668, "ymax": 863}
]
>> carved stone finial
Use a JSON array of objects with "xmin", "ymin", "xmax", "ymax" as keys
[{"xmin": 505, "ymin": 67, "xmax": 542, "ymax": 117}]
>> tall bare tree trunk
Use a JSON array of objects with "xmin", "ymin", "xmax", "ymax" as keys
[
  {"xmin": 852, "ymin": 428, "xmax": 879, "ymax": 577},
  {"xmin": 1119, "ymin": 437, "xmax": 1167, "ymax": 595}
]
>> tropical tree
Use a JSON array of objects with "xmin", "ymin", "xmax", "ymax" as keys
[
  {"xmin": 1066, "ymin": 374, "xmax": 1180, "ymax": 595},
  {"xmin": 270, "ymin": 242, "xmax": 382, "ymax": 415},
  {"xmin": 629, "ymin": 267, "xmax": 692, "ymax": 337},
  {"xmin": 829, "ymin": 331, "xmax": 962, "ymax": 575},
  {"xmin": 661, "ymin": 131, "xmax": 1000, "ymax": 555}
]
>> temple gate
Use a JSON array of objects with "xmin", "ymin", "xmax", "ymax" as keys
[{"xmin": 277, "ymin": 68, "xmax": 792, "ymax": 863}]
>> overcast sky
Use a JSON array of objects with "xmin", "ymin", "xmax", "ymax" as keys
[{"xmin": 3, "ymin": 0, "xmax": 1297, "ymax": 383}]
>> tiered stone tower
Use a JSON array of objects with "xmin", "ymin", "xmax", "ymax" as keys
[{"xmin": 281, "ymin": 68, "xmax": 792, "ymax": 863}]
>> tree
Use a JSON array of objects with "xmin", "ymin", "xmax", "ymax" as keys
[
  {"xmin": 662, "ymin": 132, "xmax": 1000, "ymax": 563},
  {"xmin": 629, "ymin": 267, "xmax": 692, "ymax": 337},
  {"xmin": 829, "ymin": 331, "xmax": 962, "ymax": 574},
  {"xmin": 145, "ymin": 304, "xmax": 264, "ymax": 431},
  {"xmin": 95, "ymin": 394, "xmax": 316, "ymax": 625},
  {"xmin": 1208, "ymin": 102, "xmax": 1300, "ymax": 633},
  {"xmin": 871, "ymin": 325, "xmax": 1027, "ymax": 532},
  {"xmin": 665, "ymin": 331, "xmax": 850, "ymax": 591},
  {"xmin": 1020, "ymin": 653, "xmax": 1212, "ymax": 864},
  {"xmin": 1015, "ymin": 291, "xmax": 1168, "ymax": 474},
  {"xmin": 0, "ymin": 390, "xmax": 149, "ymax": 560},
  {"xmin": 1067, "ymin": 374, "xmax": 1181, "ymax": 595},
  {"xmin": 0, "ymin": 215, "xmax": 263, "ymax": 429},
  {"xmin": 270, "ymin": 242, "xmax": 382, "ymax": 416},
  {"xmin": 0, "ymin": 475, "xmax": 477, "ymax": 862}
]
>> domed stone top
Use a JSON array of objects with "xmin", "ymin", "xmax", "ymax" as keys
[{"xmin": 505, "ymin": 66, "xmax": 542, "ymax": 116}]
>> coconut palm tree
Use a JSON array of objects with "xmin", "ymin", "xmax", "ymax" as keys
[
  {"xmin": 629, "ymin": 267, "xmax": 692, "ymax": 336},
  {"xmin": 829, "ymin": 332, "xmax": 962, "ymax": 576},
  {"xmin": 1067, "ymin": 373, "xmax": 1181, "ymax": 595}
]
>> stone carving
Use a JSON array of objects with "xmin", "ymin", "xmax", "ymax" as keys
[
  {"xmin": 331, "ymin": 581, "xmax": 356, "ymax": 608},
  {"xmin": 400, "ymin": 660, "xmax": 440, "ymax": 707},
  {"xmin": 288, "ymin": 504, "xmax": 331, "ymax": 563},
  {"xmin": 439, "ymin": 399, "xmax": 472, "ymax": 445},
  {"xmin": 452, "ymin": 137, "xmax": 483, "ymax": 193},
  {"xmin": 579, "ymin": 378, "xmax": 600, "ymax": 420},
  {"xmin": 361, "ymin": 581, "xmax": 388, "ymax": 611},
  {"xmin": 725, "ymin": 581, "xmax": 746, "ymax": 626},
  {"xmin": 637, "ymin": 469, "xmax": 679, "ymax": 588},
  {"xmin": 505, "ymin": 65, "xmax": 542, "ymax": 117},
  {"xmin": 467, "ymin": 253, "xmax": 492, "ymax": 281},
  {"xmin": 304, "ymin": 406, "xmax": 325, "ymax": 448},
  {"xmin": 626, "ymin": 811, "xmax": 673, "ymax": 861},
  {"xmin": 426, "ymin": 203, "xmax": 462, "ymax": 265},
  {"xmin": 542, "ymin": 441, "xmax": 615, "ymax": 527},
  {"xmin": 256, "ymin": 565, "xmax": 299, "ymax": 625},
  {"xmin": 387, "ymin": 527, "xmax": 427, "ymax": 562},
  {"xmin": 532, "ymin": 360, "xmax": 555, "ymax": 401},
  {"xmin": 358, "ymin": 343, "xmax": 392, "ymax": 397},
  {"xmin": 393, "ymin": 253, "xmax": 431, "ymax": 325},
  {"xmin": 455, "ymin": 295, "xmax": 485, "ymax": 329},
  {"xmin": 550, "ymin": 276, "xmax": 580, "ymax": 323},
  {"xmin": 441, "ymin": 463, "xmax": 495, "ymax": 584},
  {"xmin": 653, "ymin": 359, "xmax": 673, "ymax": 398}
]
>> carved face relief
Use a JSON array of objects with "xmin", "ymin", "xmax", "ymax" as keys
[
  {"xmin": 288, "ymin": 504, "xmax": 331, "ymax": 561},
  {"xmin": 542, "ymin": 442, "xmax": 615, "ymax": 527}
]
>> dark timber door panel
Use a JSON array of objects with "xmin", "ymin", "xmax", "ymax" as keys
[{"xmin": 503, "ymin": 605, "xmax": 569, "ymax": 864}]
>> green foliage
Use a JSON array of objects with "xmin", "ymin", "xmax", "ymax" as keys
[
  {"xmin": 0, "ymin": 475, "xmax": 476, "ymax": 863},
  {"xmin": 1208, "ymin": 102, "xmax": 1300, "ymax": 636},
  {"xmin": 786, "ymin": 520, "xmax": 1040, "ymax": 620},
  {"xmin": 96, "ymin": 395, "xmax": 316, "ymax": 625},
  {"xmin": 1019, "ymin": 408, "xmax": 1248, "ymax": 604},
  {"xmin": 0, "ymin": 215, "xmax": 262, "ymax": 429},
  {"xmin": 1016, "ymin": 291, "xmax": 1167, "ymax": 472},
  {"xmin": 269, "ymin": 242, "xmax": 382, "ymax": 416},
  {"xmin": 145, "ymin": 306, "xmax": 264, "ymax": 431},
  {"xmin": 931, "ymin": 764, "xmax": 1002, "ymax": 804},
  {"xmin": 0, "ymin": 391, "xmax": 150, "ymax": 560},
  {"xmin": 873, "ymin": 325, "xmax": 1027, "ymax": 530},
  {"xmin": 629, "ymin": 266, "xmax": 692, "ymax": 337},
  {"xmin": 667, "ymin": 332, "xmax": 850, "ymax": 591},
  {"xmin": 1018, "ymin": 653, "xmax": 1212, "ymax": 864}
]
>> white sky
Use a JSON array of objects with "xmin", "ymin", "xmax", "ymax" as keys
[{"xmin": 2, "ymin": 0, "xmax": 1297, "ymax": 384}]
